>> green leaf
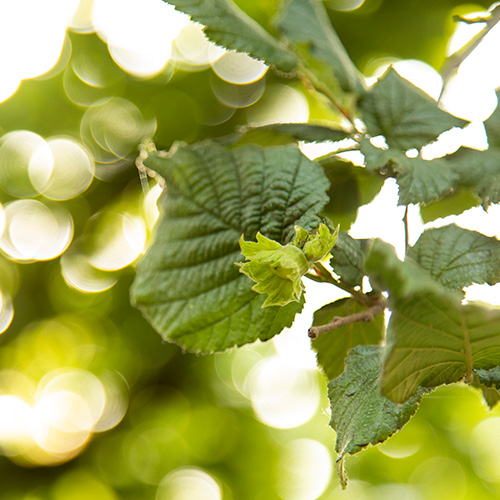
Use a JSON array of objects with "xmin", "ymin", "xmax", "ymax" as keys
[
  {"xmin": 361, "ymin": 67, "xmax": 467, "ymax": 149},
  {"xmin": 312, "ymin": 298, "xmax": 384, "ymax": 380},
  {"xmin": 484, "ymin": 91, "xmax": 500, "ymax": 147},
  {"xmin": 447, "ymin": 147, "xmax": 500, "ymax": 206},
  {"xmin": 275, "ymin": 0, "xmax": 366, "ymax": 95},
  {"xmin": 131, "ymin": 141, "xmax": 329, "ymax": 352},
  {"xmin": 360, "ymin": 137, "xmax": 404, "ymax": 174},
  {"xmin": 320, "ymin": 156, "xmax": 384, "ymax": 229},
  {"xmin": 328, "ymin": 345, "xmax": 425, "ymax": 487},
  {"xmin": 366, "ymin": 240, "xmax": 500, "ymax": 403},
  {"xmin": 419, "ymin": 189, "xmax": 480, "ymax": 223},
  {"xmin": 408, "ymin": 224, "xmax": 500, "ymax": 290},
  {"xmin": 220, "ymin": 123, "xmax": 352, "ymax": 147},
  {"xmin": 474, "ymin": 367, "xmax": 500, "ymax": 409},
  {"xmin": 164, "ymin": 0, "xmax": 296, "ymax": 72},
  {"xmin": 329, "ymin": 232, "xmax": 369, "ymax": 287}
]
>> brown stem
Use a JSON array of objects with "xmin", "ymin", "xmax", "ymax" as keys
[{"xmin": 308, "ymin": 299, "xmax": 386, "ymax": 339}]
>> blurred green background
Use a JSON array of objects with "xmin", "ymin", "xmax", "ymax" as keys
[{"xmin": 1, "ymin": 0, "xmax": 500, "ymax": 499}]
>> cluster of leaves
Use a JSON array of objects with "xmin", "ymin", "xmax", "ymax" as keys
[{"xmin": 131, "ymin": 0, "xmax": 500, "ymax": 488}]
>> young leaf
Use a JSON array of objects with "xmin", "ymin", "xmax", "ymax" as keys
[
  {"xmin": 275, "ymin": 0, "xmax": 366, "ymax": 96},
  {"xmin": 408, "ymin": 224, "xmax": 500, "ymax": 290},
  {"xmin": 163, "ymin": 0, "xmax": 296, "ymax": 72},
  {"xmin": 131, "ymin": 141, "xmax": 329, "ymax": 352},
  {"xmin": 329, "ymin": 232, "xmax": 370, "ymax": 287},
  {"xmin": 361, "ymin": 67, "xmax": 467, "ymax": 150},
  {"xmin": 312, "ymin": 298, "xmax": 384, "ymax": 380},
  {"xmin": 365, "ymin": 240, "xmax": 500, "ymax": 403},
  {"xmin": 220, "ymin": 123, "xmax": 352, "ymax": 147},
  {"xmin": 328, "ymin": 345, "xmax": 425, "ymax": 487}
]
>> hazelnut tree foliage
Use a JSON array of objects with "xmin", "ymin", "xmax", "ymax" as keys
[{"xmin": 131, "ymin": 0, "xmax": 500, "ymax": 487}]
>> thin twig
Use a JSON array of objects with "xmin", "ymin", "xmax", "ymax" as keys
[
  {"xmin": 439, "ymin": 4, "xmax": 500, "ymax": 101},
  {"xmin": 308, "ymin": 299, "xmax": 386, "ymax": 339}
]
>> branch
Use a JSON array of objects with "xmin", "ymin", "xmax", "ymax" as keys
[
  {"xmin": 308, "ymin": 298, "xmax": 386, "ymax": 339},
  {"xmin": 439, "ymin": 4, "xmax": 500, "ymax": 100}
]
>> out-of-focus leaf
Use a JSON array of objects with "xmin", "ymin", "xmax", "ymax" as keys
[
  {"xmin": 220, "ymin": 122, "xmax": 352, "ymax": 147},
  {"xmin": 408, "ymin": 224, "xmax": 500, "ymax": 290},
  {"xmin": 163, "ymin": 0, "xmax": 297, "ymax": 72},
  {"xmin": 361, "ymin": 67, "xmax": 467, "ymax": 150},
  {"xmin": 366, "ymin": 240, "xmax": 500, "ymax": 404},
  {"xmin": 312, "ymin": 298, "xmax": 384, "ymax": 380},
  {"xmin": 275, "ymin": 0, "xmax": 366, "ymax": 95},
  {"xmin": 484, "ymin": 91, "xmax": 500, "ymax": 147},
  {"xmin": 419, "ymin": 188, "xmax": 480, "ymax": 223},
  {"xmin": 131, "ymin": 141, "xmax": 329, "ymax": 352},
  {"xmin": 329, "ymin": 232, "xmax": 369, "ymax": 287},
  {"xmin": 320, "ymin": 157, "xmax": 384, "ymax": 229},
  {"xmin": 328, "ymin": 345, "xmax": 425, "ymax": 487}
]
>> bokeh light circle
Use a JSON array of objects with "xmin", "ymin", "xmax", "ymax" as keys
[
  {"xmin": 211, "ymin": 50, "xmax": 268, "ymax": 84},
  {"xmin": 156, "ymin": 467, "xmax": 222, "ymax": 500},
  {"xmin": 29, "ymin": 137, "xmax": 95, "ymax": 200},
  {"xmin": 248, "ymin": 356, "xmax": 320, "ymax": 429},
  {"xmin": 61, "ymin": 253, "xmax": 117, "ymax": 293},
  {"xmin": 0, "ymin": 200, "xmax": 73, "ymax": 262}
]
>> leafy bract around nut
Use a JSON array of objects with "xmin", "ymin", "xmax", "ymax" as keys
[{"xmin": 239, "ymin": 224, "xmax": 338, "ymax": 307}]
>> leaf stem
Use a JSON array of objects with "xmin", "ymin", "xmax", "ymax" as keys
[
  {"xmin": 308, "ymin": 298, "xmax": 386, "ymax": 339},
  {"xmin": 307, "ymin": 262, "xmax": 369, "ymax": 304}
]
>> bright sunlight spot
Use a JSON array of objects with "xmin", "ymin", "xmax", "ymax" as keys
[{"xmin": 156, "ymin": 467, "xmax": 222, "ymax": 500}]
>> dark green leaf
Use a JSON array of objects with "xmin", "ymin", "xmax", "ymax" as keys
[
  {"xmin": 330, "ymin": 232, "xmax": 370, "ymax": 287},
  {"xmin": 366, "ymin": 240, "xmax": 500, "ymax": 403},
  {"xmin": 219, "ymin": 123, "xmax": 352, "ymax": 147},
  {"xmin": 408, "ymin": 224, "xmax": 500, "ymax": 290},
  {"xmin": 360, "ymin": 137, "xmax": 404, "ymax": 174},
  {"xmin": 419, "ymin": 189, "xmax": 480, "ymax": 223},
  {"xmin": 361, "ymin": 67, "xmax": 467, "ymax": 150},
  {"xmin": 328, "ymin": 345, "xmax": 425, "ymax": 486},
  {"xmin": 275, "ymin": 0, "xmax": 365, "ymax": 95},
  {"xmin": 312, "ymin": 298, "xmax": 384, "ymax": 380},
  {"xmin": 164, "ymin": 0, "xmax": 296, "ymax": 72},
  {"xmin": 473, "ymin": 366, "xmax": 500, "ymax": 409},
  {"xmin": 131, "ymin": 141, "xmax": 329, "ymax": 352}
]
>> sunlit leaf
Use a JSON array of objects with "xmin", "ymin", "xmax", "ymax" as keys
[
  {"xmin": 328, "ymin": 345, "xmax": 425, "ymax": 486},
  {"xmin": 312, "ymin": 298, "xmax": 384, "ymax": 380},
  {"xmin": 131, "ymin": 141, "xmax": 329, "ymax": 352},
  {"xmin": 361, "ymin": 67, "xmax": 467, "ymax": 149},
  {"xmin": 419, "ymin": 189, "xmax": 480, "ymax": 223},
  {"xmin": 408, "ymin": 224, "xmax": 500, "ymax": 290},
  {"xmin": 163, "ymin": 0, "xmax": 297, "ymax": 72},
  {"xmin": 366, "ymin": 240, "xmax": 500, "ymax": 403}
]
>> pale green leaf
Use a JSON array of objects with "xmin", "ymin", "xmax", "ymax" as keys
[
  {"xmin": 328, "ymin": 345, "xmax": 424, "ymax": 482},
  {"xmin": 164, "ymin": 0, "xmax": 296, "ymax": 72},
  {"xmin": 329, "ymin": 232, "xmax": 369, "ymax": 287},
  {"xmin": 365, "ymin": 240, "xmax": 500, "ymax": 403},
  {"xmin": 419, "ymin": 189, "xmax": 480, "ymax": 223},
  {"xmin": 361, "ymin": 67, "xmax": 467, "ymax": 149},
  {"xmin": 312, "ymin": 298, "xmax": 384, "ymax": 380},
  {"xmin": 275, "ymin": 0, "xmax": 366, "ymax": 95},
  {"xmin": 131, "ymin": 141, "xmax": 329, "ymax": 352},
  {"xmin": 408, "ymin": 224, "xmax": 500, "ymax": 290}
]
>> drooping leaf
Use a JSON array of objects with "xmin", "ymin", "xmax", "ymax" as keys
[
  {"xmin": 312, "ymin": 298, "xmax": 384, "ymax": 380},
  {"xmin": 320, "ymin": 156, "xmax": 384, "ymax": 229},
  {"xmin": 329, "ymin": 232, "xmax": 370, "ymax": 287},
  {"xmin": 361, "ymin": 67, "xmax": 467, "ymax": 150},
  {"xmin": 220, "ymin": 122, "xmax": 352, "ymax": 147},
  {"xmin": 275, "ymin": 0, "xmax": 366, "ymax": 96},
  {"xmin": 419, "ymin": 189, "xmax": 480, "ymax": 223},
  {"xmin": 408, "ymin": 224, "xmax": 500, "ymax": 290},
  {"xmin": 365, "ymin": 240, "xmax": 500, "ymax": 403},
  {"xmin": 474, "ymin": 368, "xmax": 500, "ymax": 409},
  {"xmin": 131, "ymin": 141, "xmax": 330, "ymax": 352},
  {"xmin": 163, "ymin": 0, "xmax": 296, "ymax": 72},
  {"xmin": 328, "ymin": 345, "xmax": 425, "ymax": 487}
]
